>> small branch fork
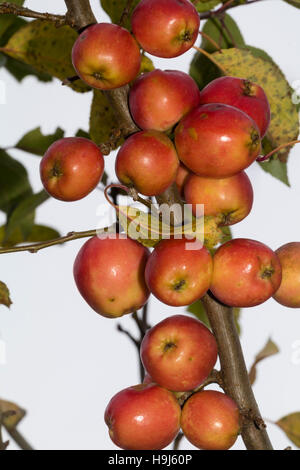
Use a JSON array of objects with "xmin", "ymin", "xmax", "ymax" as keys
[{"xmin": 0, "ymin": 2, "xmax": 68, "ymax": 27}]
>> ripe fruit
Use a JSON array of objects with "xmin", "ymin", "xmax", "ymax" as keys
[
  {"xmin": 273, "ymin": 242, "xmax": 300, "ymax": 308},
  {"xmin": 211, "ymin": 238, "xmax": 282, "ymax": 308},
  {"xmin": 115, "ymin": 130, "xmax": 179, "ymax": 196},
  {"xmin": 72, "ymin": 23, "xmax": 141, "ymax": 90},
  {"xmin": 73, "ymin": 234, "xmax": 150, "ymax": 318},
  {"xmin": 140, "ymin": 315, "xmax": 218, "ymax": 392},
  {"xmin": 131, "ymin": 0, "xmax": 200, "ymax": 58},
  {"xmin": 176, "ymin": 163, "xmax": 190, "ymax": 197},
  {"xmin": 40, "ymin": 137, "xmax": 104, "ymax": 202},
  {"xmin": 199, "ymin": 76, "xmax": 271, "ymax": 138},
  {"xmin": 145, "ymin": 238, "xmax": 213, "ymax": 306},
  {"xmin": 184, "ymin": 171, "xmax": 254, "ymax": 225},
  {"xmin": 181, "ymin": 390, "xmax": 240, "ymax": 450},
  {"xmin": 175, "ymin": 103, "xmax": 261, "ymax": 178},
  {"xmin": 129, "ymin": 69, "xmax": 201, "ymax": 132},
  {"xmin": 104, "ymin": 383, "xmax": 181, "ymax": 450}
]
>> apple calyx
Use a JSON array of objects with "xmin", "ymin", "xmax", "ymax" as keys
[
  {"xmin": 172, "ymin": 279, "xmax": 186, "ymax": 292},
  {"xmin": 260, "ymin": 265, "xmax": 275, "ymax": 279},
  {"xmin": 242, "ymin": 79, "xmax": 256, "ymax": 97},
  {"xmin": 49, "ymin": 161, "xmax": 63, "ymax": 178}
]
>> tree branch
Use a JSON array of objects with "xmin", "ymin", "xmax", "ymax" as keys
[
  {"xmin": 202, "ymin": 294, "xmax": 273, "ymax": 450},
  {"xmin": 4, "ymin": 427, "xmax": 33, "ymax": 451},
  {"xmin": 200, "ymin": 0, "xmax": 264, "ymax": 20},
  {"xmin": 0, "ymin": 2, "xmax": 67, "ymax": 26},
  {"xmin": 64, "ymin": 0, "xmax": 96, "ymax": 32}
]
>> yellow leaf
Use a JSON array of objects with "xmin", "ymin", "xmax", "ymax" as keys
[
  {"xmin": 249, "ymin": 338, "xmax": 279, "ymax": 385},
  {"xmin": 276, "ymin": 412, "xmax": 300, "ymax": 448},
  {"xmin": 0, "ymin": 399, "xmax": 25, "ymax": 429}
]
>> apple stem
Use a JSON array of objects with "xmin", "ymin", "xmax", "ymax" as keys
[
  {"xmin": 192, "ymin": 46, "xmax": 227, "ymax": 75},
  {"xmin": 198, "ymin": 30, "xmax": 222, "ymax": 52},
  {"xmin": 256, "ymin": 140, "xmax": 300, "ymax": 162},
  {"xmin": 104, "ymin": 183, "xmax": 153, "ymax": 212}
]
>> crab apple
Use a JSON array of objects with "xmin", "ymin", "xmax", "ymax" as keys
[
  {"xmin": 211, "ymin": 238, "xmax": 282, "ymax": 308},
  {"xmin": 140, "ymin": 315, "xmax": 218, "ymax": 392},
  {"xmin": 199, "ymin": 76, "xmax": 271, "ymax": 138},
  {"xmin": 273, "ymin": 242, "xmax": 300, "ymax": 308},
  {"xmin": 181, "ymin": 390, "xmax": 240, "ymax": 450},
  {"xmin": 145, "ymin": 238, "xmax": 213, "ymax": 306},
  {"xmin": 73, "ymin": 234, "xmax": 150, "ymax": 318},
  {"xmin": 176, "ymin": 163, "xmax": 190, "ymax": 197},
  {"xmin": 175, "ymin": 103, "xmax": 261, "ymax": 178},
  {"xmin": 72, "ymin": 23, "xmax": 141, "ymax": 90},
  {"xmin": 104, "ymin": 383, "xmax": 181, "ymax": 450},
  {"xmin": 131, "ymin": 0, "xmax": 200, "ymax": 58},
  {"xmin": 40, "ymin": 137, "xmax": 104, "ymax": 202},
  {"xmin": 115, "ymin": 130, "xmax": 179, "ymax": 196},
  {"xmin": 184, "ymin": 171, "xmax": 254, "ymax": 226},
  {"xmin": 129, "ymin": 70, "xmax": 201, "ymax": 132}
]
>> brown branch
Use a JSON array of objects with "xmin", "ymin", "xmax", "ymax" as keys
[
  {"xmin": 0, "ymin": 2, "xmax": 67, "ymax": 27},
  {"xmin": 4, "ymin": 427, "xmax": 33, "ymax": 451},
  {"xmin": 202, "ymin": 294, "xmax": 273, "ymax": 450},
  {"xmin": 64, "ymin": 0, "xmax": 96, "ymax": 32},
  {"xmin": 200, "ymin": 0, "xmax": 265, "ymax": 20}
]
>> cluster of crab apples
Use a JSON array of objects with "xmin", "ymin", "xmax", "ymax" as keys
[{"xmin": 38, "ymin": 0, "xmax": 300, "ymax": 450}]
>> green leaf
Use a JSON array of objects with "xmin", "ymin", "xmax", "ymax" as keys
[
  {"xmin": 211, "ymin": 48, "xmax": 299, "ymax": 177},
  {"xmin": 187, "ymin": 299, "xmax": 241, "ymax": 334},
  {"xmin": 276, "ymin": 413, "xmax": 300, "ymax": 448},
  {"xmin": 284, "ymin": 0, "xmax": 300, "ymax": 8},
  {"xmin": 75, "ymin": 129, "xmax": 90, "ymax": 139},
  {"xmin": 16, "ymin": 127, "xmax": 64, "ymax": 156},
  {"xmin": 4, "ymin": 190, "xmax": 49, "ymax": 242},
  {"xmin": 189, "ymin": 14, "xmax": 245, "ymax": 89},
  {"xmin": 3, "ymin": 20, "xmax": 90, "ymax": 92},
  {"xmin": 0, "ymin": 149, "xmax": 32, "ymax": 213},
  {"xmin": 0, "ymin": 281, "xmax": 12, "ymax": 308},
  {"xmin": 100, "ymin": 0, "xmax": 141, "ymax": 30},
  {"xmin": 0, "ymin": 1, "xmax": 24, "ymax": 40},
  {"xmin": 259, "ymin": 156, "xmax": 290, "ymax": 187},
  {"xmin": 248, "ymin": 338, "xmax": 279, "ymax": 386},
  {"xmin": 90, "ymin": 89, "xmax": 124, "ymax": 148},
  {"xmin": 0, "ymin": 224, "xmax": 60, "ymax": 247},
  {"xmin": 192, "ymin": 0, "xmax": 221, "ymax": 12}
]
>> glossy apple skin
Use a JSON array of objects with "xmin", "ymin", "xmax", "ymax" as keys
[
  {"xmin": 72, "ymin": 23, "xmax": 141, "ymax": 90},
  {"xmin": 199, "ymin": 76, "xmax": 271, "ymax": 138},
  {"xmin": 73, "ymin": 234, "xmax": 150, "ymax": 318},
  {"xmin": 211, "ymin": 238, "xmax": 282, "ymax": 308},
  {"xmin": 184, "ymin": 171, "xmax": 254, "ymax": 225},
  {"xmin": 273, "ymin": 242, "xmax": 300, "ymax": 307},
  {"xmin": 176, "ymin": 163, "xmax": 190, "ymax": 197},
  {"xmin": 175, "ymin": 103, "xmax": 261, "ymax": 178},
  {"xmin": 40, "ymin": 137, "xmax": 104, "ymax": 202},
  {"xmin": 115, "ymin": 130, "xmax": 179, "ymax": 196},
  {"xmin": 181, "ymin": 390, "xmax": 240, "ymax": 450},
  {"xmin": 131, "ymin": 0, "xmax": 200, "ymax": 58},
  {"xmin": 145, "ymin": 238, "xmax": 213, "ymax": 306},
  {"xmin": 104, "ymin": 383, "xmax": 181, "ymax": 450},
  {"xmin": 129, "ymin": 70, "xmax": 201, "ymax": 132},
  {"xmin": 141, "ymin": 315, "xmax": 218, "ymax": 392}
]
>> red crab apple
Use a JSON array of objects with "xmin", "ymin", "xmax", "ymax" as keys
[
  {"xmin": 140, "ymin": 315, "xmax": 218, "ymax": 392},
  {"xmin": 129, "ymin": 70, "xmax": 201, "ymax": 132},
  {"xmin": 73, "ymin": 234, "xmax": 150, "ymax": 318},
  {"xmin": 175, "ymin": 103, "xmax": 261, "ymax": 178},
  {"xmin": 145, "ymin": 238, "xmax": 213, "ymax": 306},
  {"xmin": 176, "ymin": 163, "xmax": 190, "ymax": 197},
  {"xmin": 273, "ymin": 242, "xmax": 300, "ymax": 308},
  {"xmin": 115, "ymin": 130, "xmax": 179, "ymax": 196},
  {"xmin": 104, "ymin": 383, "xmax": 181, "ymax": 450},
  {"xmin": 72, "ymin": 23, "xmax": 141, "ymax": 90},
  {"xmin": 181, "ymin": 390, "xmax": 240, "ymax": 450},
  {"xmin": 40, "ymin": 137, "xmax": 104, "ymax": 202},
  {"xmin": 131, "ymin": 0, "xmax": 200, "ymax": 58},
  {"xmin": 199, "ymin": 76, "xmax": 271, "ymax": 138},
  {"xmin": 184, "ymin": 171, "xmax": 254, "ymax": 225},
  {"xmin": 211, "ymin": 238, "xmax": 282, "ymax": 308}
]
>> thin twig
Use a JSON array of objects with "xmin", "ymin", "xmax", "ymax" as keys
[
  {"xmin": 0, "ymin": 2, "xmax": 67, "ymax": 27},
  {"xmin": 4, "ymin": 427, "xmax": 33, "ymax": 451},
  {"xmin": 200, "ymin": 0, "xmax": 264, "ymax": 20},
  {"xmin": 119, "ymin": 0, "xmax": 135, "ymax": 27}
]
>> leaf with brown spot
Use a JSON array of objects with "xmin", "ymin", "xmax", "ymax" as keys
[
  {"xmin": 249, "ymin": 338, "xmax": 279, "ymax": 385},
  {"xmin": 89, "ymin": 90, "xmax": 124, "ymax": 148},
  {"xmin": 0, "ymin": 282, "xmax": 12, "ymax": 308},
  {"xmin": 276, "ymin": 413, "xmax": 300, "ymax": 448},
  {"xmin": 0, "ymin": 400, "xmax": 25, "ymax": 429}
]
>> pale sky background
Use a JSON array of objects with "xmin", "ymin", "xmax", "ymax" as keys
[{"xmin": 0, "ymin": 0, "xmax": 300, "ymax": 451}]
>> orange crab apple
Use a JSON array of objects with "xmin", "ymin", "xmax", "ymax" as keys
[
  {"xmin": 129, "ymin": 69, "xmax": 201, "ymax": 132},
  {"xmin": 181, "ymin": 390, "xmax": 240, "ymax": 450},
  {"xmin": 273, "ymin": 242, "xmax": 300, "ymax": 308},
  {"xmin": 140, "ymin": 315, "xmax": 218, "ymax": 392},
  {"xmin": 211, "ymin": 238, "xmax": 282, "ymax": 308},
  {"xmin": 131, "ymin": 0, "xmax": 200, "ymax": 58},
  {"xmin": 145, "ymin": 238, "xmax": 213, "ymax": 306},
  {"xmin": 184, "ymin": 171, "xmax": 254, "ymax": 225},
  {"xmin": 73, "ymin": 234, "xmax": 150, "ymax": 318},
  {"xmin": 104, "ymin": 383, "xmax": 181, "ymax": 450},
  {"xmin": 115, "ymin": 130, "xmax": 179, "ymax": 196},
  {"xmin": 175, "ymin": 103, "xmax": 261, "ymax": 178},
  {"xmin": 40, "ymin": 137, "xmax": 104, "ymax": 202},
  {"xmin": 72, "ymin": 23, "xmax": 141, "ymax": 90}
]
